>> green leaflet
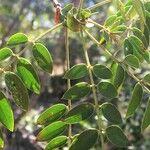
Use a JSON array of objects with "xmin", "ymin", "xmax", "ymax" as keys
[
  {"xmin": 5, "ymin": 72, "xmax": 29, "ymax": 111},
  {"xmin": 7, "ymin": 33, "xmax": 28, "ymax": 46},
  {"xmin": 93, "ymin": 64, "xmax": 112, "ymax": 79},
  {"xmin": 0, "ymin": 47, "xmax": 13, "ymax": 61},
  {"xmin": 45, "ymin": 136, "xmax": 68, "ymax": 150},
  {"xmin": 0, "ymin": 129, "xmax": 4, "ymax": 149},
  {"xmin": 0, "ymin": 92, "xmax": 14, "ymax": 131},
  {"xmin": 141, "ymin": 99, "xmax": 150, "ymax": 132},
  {"xmin": 100, "ymin": 102, "xmax": 122, "ymax": 124},
  {"xmin": 106, "ymin": 125, "xmax": 128, "ymax": 147},
  {"xmin": 124, "ymin": 54, "xmax": 140, "ymax": 68},
  {"xmin": 143, "ymin": 74, "xmax": 150, "ymax": 85},
  {"xmin": 32, "ymin": 43, "xmax": 53, "ymax": 73},
  {"xmin": 69, "ymin": 129, "xmax": 98, "ymax": 150},
  {"xmin": 17, "ymin": 57, "xmax": 41, "ymax": 94},
  {"xmin": 62, "ymin": 82, "xmax": 91, "ymax": 100},
  {"xmin": 97, "ymin": 81, "xmax": 117, "ymax": 99},
  {"xmin": 64, "ymin": 63, "xmax": 88, "ymax": 80},
  {"xmin": 37, "ymin": 104, "xmax": 67, "ymax": 125},
  {"xmin": 126, "ymin": 83, "xmax": 143, "ymax": 118},
  {"xmin": 36, "ymin": 121, "xmax": 67, "ymax": 141},
  {"xmin": 64, "ymin": 103, "xmax": 94, "ymax": 124}
]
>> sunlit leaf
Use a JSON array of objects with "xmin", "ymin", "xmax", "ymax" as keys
[
  {"xmin": 0, "ymin": 47, "xmax": 13, "ymax": 61},
  {"xmin": 37, "ymin": 104, "xmax": 67, "ymax": 125},
  {"xmin": 5, "ymin": 72, "xmax": 29, "ymax": 111},
  {"xmin": 0, "ymin": 92, "xmax": 14, "ymax": 131}
]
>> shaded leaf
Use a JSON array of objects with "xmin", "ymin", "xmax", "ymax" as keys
[
  {"xmin": 5, "ymin": 72, "xmax": 29, "ymax": 111},
  {"xmin": 97, "ymin": 81, "xmax": 117, "ymax": 99},
  {"xmin": 45, "ymin": 136, "xmax": 67, "ymax": 150},
  {"xmin": 64, "ymin": 63, "xmax": 88, "ymax": 80},
  {"xmin": 36, "ymin": 121, "xmax": 67, "ymax": 141},
  {"xmin": 0, "ymin": 92, "xmax": 14, "ymax": 131},
  {"xmin": 64, "ymin": 103, "xmax": 94, "ymax": 124},
  {"xmin": 106, "ymin": 125, "xmax": 128, "ymax": 147},
  {"xmin": 7, "ymin": 33, "xmax": 28, "ymax": 46},
  {"xmin": 93, "ymin": 64, "xmax": 112, "ymax": 79},
  {"xmin": 32, "ymin": 43, "xmax": 53, "ymax": 73},
  {"xmin": 141, "ymin": 99, "xmax": 150, "ymax": 132},
  {"xmin": 17, "ymin": 57, "xmax": 41, "ymax": 94},
  {"xmin": 143, "ymin": 74, "xmax": 150, "ymax": 85},
  {"xmin": 124, "ymin": 54, "xmax": 140, "ymax": 68},
  {"xmin": 100, "ymin": 102, "xmax": 122, "ymax": 124},
  {"xmin": 69, "ymin": 129, "xmax": 98, "ymax": 150},
  {"xmin": 37, "ymin": 104, "xmax": 67, "ymax": 125},
  {"xmin": 126, "ymin": 83, "xmax": 143, "ymax": 118},
  {"xmin": 62, "ymin": 82, "xmax": 91, "ymax": 100}
]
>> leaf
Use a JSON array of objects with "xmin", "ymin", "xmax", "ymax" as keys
[
  {"xmin": 106, "ymin": 125, "xmax": 128, "ymax": 147},
  {"xmin": 32, "ymin": 43, "xmax": 53, "ymax": 73},
  {"xmin": 126, "ymin": 83, "xmax": 143, "ymax": 118},
  {"xmin": 100, "ymin": 102, "xmax": 122, "ymax": 124},
  {"xmin": 143, "ymin": 74, "xmax": 150, "ymax": 85},
  {"xmin": 64, "ymin": 103, "xmax": 94, "ymax": 124},
  {"xmin": 0, "ymin": 47, "xmax": 13, "ymax": 61},
  {"xmin": 133, "ymin": 0, "xmax": 145, "ymax": 31},
  {"xmin": 67, "ymin": 9, "xmax": 81, "ymax": 32},
  {"xmin": 0, "ymin": 129, "xmax": 4, "ymax": 149},
  {"xmin": 37, "ymin": 104, "xmax": 67, "ymax": 125},
  {"xmin": 5, "ymin": 72, "xmax": 29, "ymax": 111},
  {"xmin": 7, "ymin": 33, "xmax": 28, "ymax": 46},
  {"xmin": 61, "ymin": 4, "xmax": 73, "ymax": 16},
  {"xmin": 104, "ymin": 15, "xmax": 117, "ymax": 27},
  {"xmin": 111, "ymin": 25, "xmax": 127, "ymax": 33},
  {"xmin": 141, "ymin": 99, "xmax": 150, "ymax": 132},
  {"xmin": 17, "ymin": 57, "xmax": 41, "ymax": 94},
  {"xmin": 69, "ymin": 129, "xmax": 98, "ymax": 150},
  {"xmin": 36, "ymin": 121, "xmax": 67, "ymax": 141},
  {"xmin": 78, "ymin": 8, "xmax": 92, "ymax": 20},
  {"xmin": 64, "ymin": 63, "xmax": 88, "ymax": 80},
  {"xmin": 62, "ymin": 82, "xmax": 91, "ymax": 100},
  {"xmin": 124, "ymin": 38, "xmax": 133, "ymax": 56},
  {"xmin": 45, "ymin": 136, "xmax": 67, "ymax": 150},
  {"xmin": 0, "ymin": 92, "xmax": 14, "ymax": 131},
  {"xmin": 93, "ymin": 64, "xmax": 112, "ymax": 79},
  {"xmin": 113, "ymin": 64, "xmax": 125, "ymax": 89},
  {"xmin": 124, "ymin": 54, "xmax": 140, "ymax": 68},
  {"xmin": 97, "ymin": 81, "xmax": 117, "ymax": 99}
]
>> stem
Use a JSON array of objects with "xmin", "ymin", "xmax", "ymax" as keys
[
  {"xmin": 80, "ymin": 31, "xmax": 105, "ymax": 150},
  {"xmin": 84, "ymin": 29, "xmax": 150, "ymax": 94},
  {"xmin": 88, "ymin": 0, "xmax": 111, "ymax": 10},
  {"xmin": 65, "ymin": 27, "xmax": 72, "ymax": 146}
]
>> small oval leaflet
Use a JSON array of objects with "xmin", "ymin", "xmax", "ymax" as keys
[
  {"xmin": 7, "ymin": 33, "xmax": 28, "ymax": 46},
  {"xmin": 64, "ymin": 63, "xmax": 88, "ymax": 80},
  {"xmin": 106, "ymin": 125, "xmax": 129, "ymax": 147},
  {"xmin": 36, "ymin": 121, "xmax": 67, "ymax": 141},
  {"xmin": 64, "ymin": 103, "xmax": 94, "ymax": 124},
  {"xmin": 124, "ymin": 54, "xmax": 140, "ymax": 68},
  {"xmin": 69, "ymin": 129, "xmax": 99, "ymax": 150},
  {"xmin": 32, "ymin": 43, "xmax": 53, "ymax": 73},
  {"xmin": 17, "ymin": 57, "xmax": 41, "ymax": 94},
  {"xmin": 5, "ymin": 72, "xmax": 29, "ymax": 111},
  {"xmin": 141, "ymin": 99, "xmax": 150, "ymax": 132},
  {"xmin": 45, "ymin": 136, "xmax": 67, "ymax": 150},
  {"xmin": 126, "ymin": 83, "xmax": 143, "ymax": 118},
  {"xmin": 100, "ymin": 102, "xmax": 122, "ymax": 124},
  {"xmin": 62, "ymin": 82, "xmax": 91, "ymax": 100},
  {"xmin": 37, "ymin": 104, "xmax": 67, "ymax": 125},
  {"xmin": 93, "ymin": 64, "xmax": 112, "ymax": 79},
  {"xmin": 0, "ymin": 92, "xmax": 14, "ymax": 131},
  {"xmin": 0, "ymin": 129, "xmax": 4, "ymax": 149},
  {"xmin": 143, "ymin": 74, "xmax": 150, "ymax": 85},
  {"xmin": 0, "ymin": 47, "xmax": 13, "ymax": 61},
  {"xmin": 97, "ymin": 81, "xmax": 117, "ymax": 99}
]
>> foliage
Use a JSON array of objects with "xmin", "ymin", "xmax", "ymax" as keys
[{"xmin": 1, "ymin": 0, "xmax": 150, "ymax": 149}]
